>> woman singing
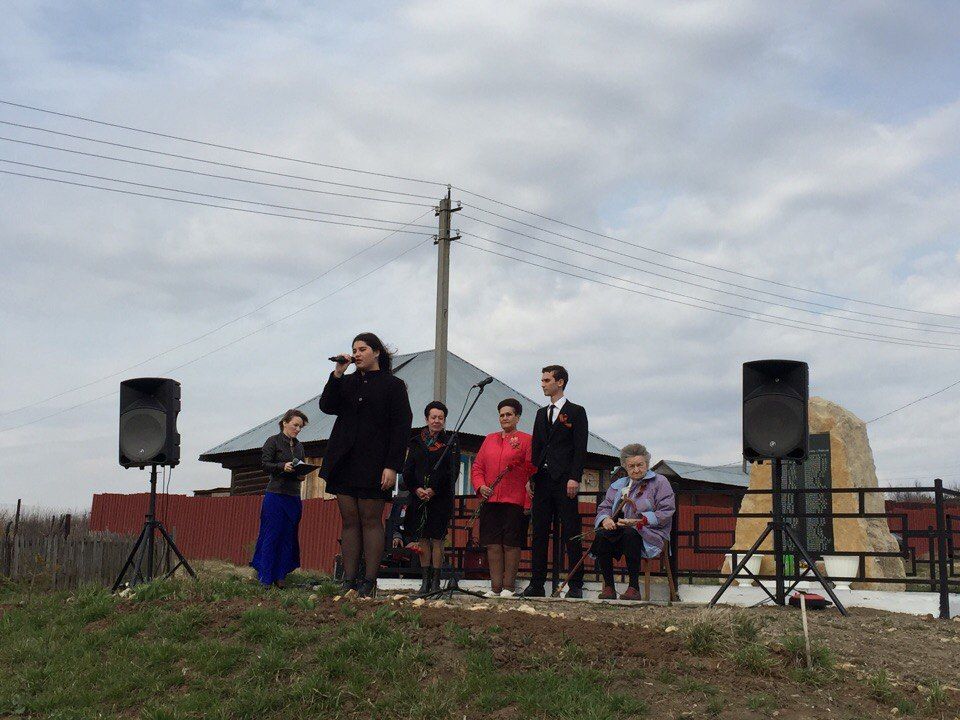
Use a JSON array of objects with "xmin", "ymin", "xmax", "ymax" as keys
[
  {"xmin": 319, "ymin": 332, "xmax": 413, "ymax": 597},
  {"xmin": 471, "ymin": 398, "xmax": 534, "ymax": 598},
  {"xmin": 251, "ymin": 409, "xmax": 309, "ymax": 588},
  {"xmin": 402, "ymin": 401, "xmax": 460, "ymax": 595}
]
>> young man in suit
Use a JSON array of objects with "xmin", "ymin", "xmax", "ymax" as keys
[{"xmin": 521, "ymin": 365, "xmax": 589, "ymax": 598}]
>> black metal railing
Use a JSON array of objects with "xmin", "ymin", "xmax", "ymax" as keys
[{"xmin": 436, "ymin": 479, "xmax": 958, "ymax": 617}]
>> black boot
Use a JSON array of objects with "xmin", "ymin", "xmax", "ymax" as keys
[
  {"xmin": 336, "ymin": 576, "xmax": 355, "ymax": 593},
  {"xmin": 356, "ymin": 578, "xmax": 377, "ymax": 598},
  {"xmin": 417, "ymin": 567, "xmax": 433, "ymax": 596},
  {"xmin": 429, "ymin": 567, "xmax": 442, "ymax": 593}
]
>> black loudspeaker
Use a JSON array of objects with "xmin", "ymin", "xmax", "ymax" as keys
[
  {"xmin": 119, "ymin": 378, "xmax": 181, "ymax": 468},
  {"xmin": 742, "ymin": 360, "xmax": 808, "ymax": 462}
]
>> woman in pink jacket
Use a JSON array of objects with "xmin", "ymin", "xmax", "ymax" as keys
[{"xmin": 471, "ymin": 398, "xmax": 535, "ymax": 597}]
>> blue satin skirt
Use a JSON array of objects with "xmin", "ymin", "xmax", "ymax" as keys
[{"xmin": 251, "ymin": 492, "xmax": 302, "ymax": 585}]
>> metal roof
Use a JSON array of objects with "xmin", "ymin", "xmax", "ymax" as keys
[
  {"xmin": 654, "ymin": 459, "xmax": 750, "ymax": 489},
  {"xmin": 200, "ymin": 349, "xmax": 620, "ymax": 460}
]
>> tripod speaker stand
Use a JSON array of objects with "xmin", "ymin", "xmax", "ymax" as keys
[
  {"xmin": 708, "ymin": 458, "xmax": 847, "ymax": 615},
  {"xmin": 111, "ymin": 465, "xmax": 196, "ymax": 592}
]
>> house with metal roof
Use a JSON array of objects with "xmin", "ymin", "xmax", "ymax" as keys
[
  {"xmin": 199, "ymin": 349, "xmax": 622, "ymax": 499},
  {"xmin": 652, "ymin": 459, "xmax": 750, "ymax": 510}
]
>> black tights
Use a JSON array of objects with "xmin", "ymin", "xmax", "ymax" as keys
[{"xmin": 338, "ymin": 496, "xmax": 385, "ymax": 582}]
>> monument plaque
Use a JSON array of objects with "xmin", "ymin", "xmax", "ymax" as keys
[
  {"xmin": 734, "ymin": 398, "xmax": 904, "ymax": 589},
  {"xmin": 782, "ymin": 432, "xmax": 834, "ymax": 555}
]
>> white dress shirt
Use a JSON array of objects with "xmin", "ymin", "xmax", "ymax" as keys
[{"xmin": 547, "ymin": 395, "xmax": 568, "ymax": 423}]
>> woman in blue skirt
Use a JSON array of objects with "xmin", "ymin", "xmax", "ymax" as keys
[{"xmin": 251, "ymin": 409, "xmax": 309, "ymax": 587}]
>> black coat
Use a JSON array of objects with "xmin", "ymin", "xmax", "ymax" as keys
[
  {"xmin": 318, "ymin": 369, "xmax": 413, "ymax": 489},
  {"xmin": 401, "ymin": 429, "xmax": 461, "ymax": 501},
  {"xmin": 531, "ymin": 400, "xmax": 589, "ymax": 486}
]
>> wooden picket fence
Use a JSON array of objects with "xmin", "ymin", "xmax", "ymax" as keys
[{"xmin": 3, "ymin": 534, "xmax": 139, "ymax": 590}]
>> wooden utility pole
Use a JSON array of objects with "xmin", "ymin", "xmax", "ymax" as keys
[{"xmin": 433, "ymin": 186, "xmax": 460, "ymax": 404}]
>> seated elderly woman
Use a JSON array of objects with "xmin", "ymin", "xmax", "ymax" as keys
[{"xmin": 593, "ymin": 443, "xmax": 675, "ymax": 600}]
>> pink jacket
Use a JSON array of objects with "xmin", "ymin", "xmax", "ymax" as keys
[{"xmin": 471, "ymin": 431, "xmax": 535, "ymax": 509}]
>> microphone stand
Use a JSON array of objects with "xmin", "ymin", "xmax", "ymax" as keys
[{"xmin": 418, "ymin": 381, "xmax": 491, "ymax": 601}]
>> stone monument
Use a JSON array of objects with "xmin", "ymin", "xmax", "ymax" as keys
[{"xmin": 730, "ymin": 397, "xmax": 905, "ymax": 590}]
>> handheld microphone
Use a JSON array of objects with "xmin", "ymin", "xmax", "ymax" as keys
[
  {"xmin": 472, "ymin": 376, "xmax": 494, "ymax": 389},
  {"xmin": 328, "ymin": 355, "xmax": 354, "ymax": 364}
]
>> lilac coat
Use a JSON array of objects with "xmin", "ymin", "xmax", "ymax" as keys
[{"xmin": 594, "ymin": 471, "xmax": 675, "ymax": 556}]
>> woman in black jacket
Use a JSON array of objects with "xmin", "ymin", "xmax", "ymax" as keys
[
  {"xmin": 402, "ymin": 400, "xmax": 460, "ymax": 595},
  {"xmin": 319, "ymin": 332, "xmax": 413, "ymax": 597},
  {"xmin": 251, "ymin": 409, "xmax": 309, "ymax": 588}
]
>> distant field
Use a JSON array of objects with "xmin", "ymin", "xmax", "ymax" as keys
[{"xmin": 1, "ymin": 564, "xmax": 958, "ymax": 719}]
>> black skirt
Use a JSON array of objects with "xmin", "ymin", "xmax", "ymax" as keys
[
  {"xmin": 478, "ymin": 502, "xmax": 527, "ymax": 548},
  {"xmin": 405, "ymin": 495, "xmax": 453, "ymax": 541},
  {"xmin": 325, "ymin": 449, "xmax": 392, "ymax": 501}
]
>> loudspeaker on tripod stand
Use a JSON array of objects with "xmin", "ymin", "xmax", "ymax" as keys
[
  {"xmin": 742, "ymin": 359, "xmax": 809, "ymax": 462},
  {"xmin": 119, "ymin": 378, "xmax": 181, "ymax": 468},
  {"xmin": 113, "ymin": 377, "xmax": 195, "ymax": 591},
  {"xmin": 710, "ymin": 358, "xmax": 847, "ymax": 614}
]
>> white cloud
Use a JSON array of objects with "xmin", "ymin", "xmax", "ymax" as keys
[{"xmin": 2, "ymin": 1, "xmax": 960, "ymax": 507}]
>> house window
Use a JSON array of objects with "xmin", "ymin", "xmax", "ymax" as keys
[{"xmin": 456, "ymin": 454, "xmax": 472, "ymax": 495}]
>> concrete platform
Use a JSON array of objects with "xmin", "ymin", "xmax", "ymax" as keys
[{"xmin": 376, "ymin": 578, "xmax": 959, "ymax": 617}]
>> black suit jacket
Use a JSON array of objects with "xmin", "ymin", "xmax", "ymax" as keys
[
  {"xmin": 531, "ymin": 400, "xmax": 588, "ymax": 486},
  {"xmin": 401, "ymin": 429, "xmax": 461, "ymax": 500}
]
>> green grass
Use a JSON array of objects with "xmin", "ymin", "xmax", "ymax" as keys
[
  {"xmin": 685, "ymin": 619, "xmax": 720, "ymax": 655},
  {"xmin": 926, "ymin": 679, "xmax": 947, "ymax": 710},
  {"xmin": 781, "ymin": 633, "xmax": 834, "ymax": 671},
  {"xmin": 731, "ymin": 613, "xmax": 761, "ymax": 643},
  {"xmin": 706, "ymin": 695, "xmax": 726, "ymax": 716},
  {"xmin": 733, "ymin": 642, "xmax": 775, "ymax": 676},
  {"xmin": 2, "ymin": 577, "xmax": 953, "ymax": 719},
  {"xmin": 0, "ymin": 578, "xmax": 650, "ymax": 719},
  {"xmin": 868, "ymin": 669, "xmax": 895, "ymax": 704},
  {"xmin": 746, "ymin": 693, "xmax": 773, "ymax": 711}
]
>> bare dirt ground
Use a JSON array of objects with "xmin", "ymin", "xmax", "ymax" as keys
[{"xmin": 152, "ymin": 561, "xmax": 960, "ymax": 718}]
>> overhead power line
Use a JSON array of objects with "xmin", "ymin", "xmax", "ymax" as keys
[
  {"xmin": 0, "ymin": 159, "xmax": 437, "ymax": 229},
  {"xmin": 461, "ymin": 212, "xmax": 960, "ymax": 333},
  {"xmin": 0, "ymin": 121, "xmax": 438, "ymax": 200},
  {"xmin": 865, "ymin": 377, "xmax": 960, "ymax": 424},
  {"xmin": 661, "ymin": 371, "xmax": 960, "ymax": 473},
  {"xmin": 0, "ymin": 210, "xmax": 432, "ymax": 417},
  {"xmin": 454, "ymin": 188, "xmax": 960, "ymax": 321},
  {"xmin": 458, "ymin": 230, "xmax": 960, "ymax": 350},
  {"xmin": 461, "ymin": 214, "xmax": 960, "ymax": 337},
  {"xmin": 1, "ymin": 170, "xmax": 437, "ymax": 235},
  {"xmin": 0, "ymin": 236, "xmax": 432, "ymax": 433},
  {"xmin": 0, "ymin": 99, "xmax": 445, "ymax": 187},
  {"xmin": 458, "ymin": 230, "xmax": 960, "ymax": 351},
  {"xmin": 0, "ymin": 135, "xmax": 435, "ymax": 207}
]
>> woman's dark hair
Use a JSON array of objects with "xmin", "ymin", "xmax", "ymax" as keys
[
  {"xmin": 497, "ymin": 398, "xmax": 523, "ymax": 416},
  {"xmin": 278, "ymin": 409, "xmax": 309, "ymax": 431},
  {"xmin": 424, "ymin": 400, "xmax": 448, "ymax": 419},
  {"xmin": 353, "ymin": 332, "xmax": 393, "ymax": 373}
]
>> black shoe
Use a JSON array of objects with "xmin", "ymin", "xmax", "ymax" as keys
[
  {"xmin": 356, "ymin": 578, "xmax": 377, "ymax": 598},
  {"xmin": 336, "ymin": 577, "xmax": 355, "ymax": 593},
  {"xmin": 520, "ymin": 583, "xmax": 545, "ymax": 598},
  {"xmin": 565, "ymin": 587, "xmax": 583, "ymax": 599},
  {"xmin": 429, "ymin": 569, "xmax": 442, "ymax": 594},
  {"xmin": 417, "ymin": 568, "xmax": 433, "ymax": 596}
]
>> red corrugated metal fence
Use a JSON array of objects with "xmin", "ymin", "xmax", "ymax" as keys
[
  {"xmin": 90, "ymin": 494, "xmax": 960, "ymax": 577},
  {"xmin": 91, "ymin": 493, "xmax": 344, "ymax": 573}
]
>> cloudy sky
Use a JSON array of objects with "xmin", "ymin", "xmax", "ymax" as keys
[{"xmin": 2, "ymin": 1, "xmax": 960, "ymax": 510}]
